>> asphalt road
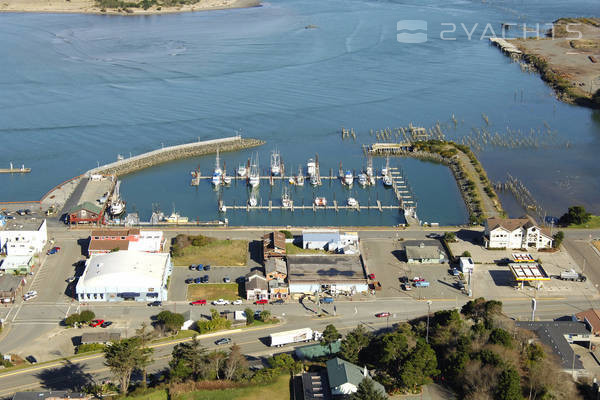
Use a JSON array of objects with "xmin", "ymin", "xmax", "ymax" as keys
[{"xmin": 0, "ymin": 296, "xmax": 597, "ymax": 398}]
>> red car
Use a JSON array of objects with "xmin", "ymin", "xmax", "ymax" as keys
[
  {"xmin": 255, "ymin": 299, "xmax": 268, "ymax": 305},
  {"xmin": 190, "ymin": 299, "xmax": 207, "ymax": 306},
  {"xmin": 375, "ymin": 312, "xmax": 391, "ymax": 318},
  {"xmin": 368, "ymin": 273, "xmax": 376, "ymax": 280},
  {"xmin": 413, "ymin": 277, "xmax": 426, "ymax": 282},
  {"xmin": 89, "ymin": 319, "xmax": 104, "ymax": 327}
]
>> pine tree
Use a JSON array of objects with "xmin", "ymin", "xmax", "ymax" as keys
[{"xmin": 350, "ymin": 378, "xmax": 387, "ymax": 400}]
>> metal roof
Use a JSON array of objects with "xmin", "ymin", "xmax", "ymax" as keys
[
  {"xmin": 326, "ymin": 357, "xmax": 385, "ymax": 394},
  {"xmin": 287, "ymin": 255, "xmax": 366, "ymax": 283}
]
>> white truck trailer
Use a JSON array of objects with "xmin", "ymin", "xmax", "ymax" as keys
[{"xmin": 268, "ymin": 328, "xmax": 322, "ymax": 347}]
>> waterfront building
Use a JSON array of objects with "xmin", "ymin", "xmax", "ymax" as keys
[
  {"xmin": 68, "ymin": 202, "xmax": 104, "ymax": 225},
  {"xmin": 75, "ymin": 251, "xmax": 172, "ymax": 302},
  {"xmin": 262, "ymin": 231, "xmax": 286, "ymax": 261},
  {"xmin": 88, "ymin": 228, "xmax": 165, "ymax": 256},
  {"xmin": 244, "ymin": 270, "xmax": 268, "ymax": 301},
  {"xmin": 405, "ymin": 242, "xmax": 447, "ymax": 264},
  {"xmin": 484, "ymin": 217, "xmax": 553, "ymax": 249},
  {"xmin": 0, "ymin": 219, "xmax": 47, "ymax": 256}
]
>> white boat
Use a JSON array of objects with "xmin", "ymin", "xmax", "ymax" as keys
[
  {"xmin": 219, "ymin": 204, "xmax": 227, "ymax": 213},
  {"xmin": 310, "ymin": 175, "xmax": 319, "ymax": 186},
  {"xmin": 223, "ymin": 175, "xmax": 232, "ymax": 185},
  {"xmin": 237, "ymin": 164, "xmax": 247, "ymax": 177},
  {"xmin": 248, "ymin": 194, "xmax": 258, "ymax": 207},
  {"xmin": 212, "ymin": 149, "xmax": 223, "ymax": 186},
  {"xmin": 166, "ymin": 212, "xmax": 188, "ymax": 224},
  {"xmin": 109, "ymin": 181, "xmax": 126, "ymax": 215},
  {"xmin": 249, "ymin": 153, "xmax": 260, "ymax": 188},
  {"xmin": 282, "ymin": 187, "xmax": 292, "ymax": 208},
  {"xmin": 271, "ymin": 149, "xmax": 281, "ymax": 176},
  {"xmin": 381, "ymin": 157, "xmax": 390, "ymax": 176},
  {"xmin": 314, "ymin": 197, "xmax": 327, "ymax": 206},
  {"xmin": 306, "ymin": 158, "xmax": 316, "ymax": 177},
  {"xmin": 358, "ymin": 173, "xmax": 367, "ymax": 186},
  {"xmin": 296, "ymin": 166, "xmax": 305, "ymax": 186},
  {"xmin": 344, "ymin": 170, "xmax": 353, "ymax": 186},
  {"xmin": 383, "ymin": 175, "xmax": 393, "ymax": 186},
  {"xmin": 347, "ymin": 197, "xmax": 358, "ymax": 207}
]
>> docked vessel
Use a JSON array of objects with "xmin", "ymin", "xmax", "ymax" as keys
[
  {"xmin": 296, "ymin": 167, "xmax": 305, "ymax": 186},
  {"xmin": 347, "ymin": 197, "xmax": 358, "ymax": 207},
  {"xmin": 383, "ymin": 175, "xmax": 393, "ymax": 187},
  {"xmin": 310, "ymin": 175, "xmax": 319, "ymax": 186},
  {"xmin": 109, "ymin": 181, "xmax": 126, "ymax": 216},
  {"xmin": 223, "ymin": 174, "xmax": 232, "ymax": 185},
  {"xmin": 358, "ymin": 173, "xmax": 367, "ymax": 186},
  {"xmin": 314, "ymin": 197, "xmax": 327, "ymax": 206},
  {"xmin": 381, "ymin": 156, "xmax": 390, "ymax": 176},
  {"xmin": 249, "ymin": 153, "xmax": 260, "ymax": 188},
  {"xmin": 237, "ymin": 164, "xmax": 247, "ymax": 177},
  {"xmin": 271, "ymin": 149, "xmax": 281, "ymax": 176},
  {"xmin": 212, "ymin": 149, "xmax": 223, "ymax": 186},
  {"xmin": 344, "ymin": 170, "xmax": 353, "ymax": 186},
  {"xmin": 306, "ymin": 158, "xmax": 316, "ymax": 177},
  {"xmin": 248, "ymin": 193, "xmax": 258, "ymax": 207},
  {"xmin": 282, "ymin": 187, "xmax": 292, "ymax": 208},
  {"xmin": 166, "ymin": 212, "xmax": 188, "ymax": 224}
]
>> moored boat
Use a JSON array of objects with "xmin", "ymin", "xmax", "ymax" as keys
[
  {"xmin": 347, "ymin": 197, "xmax": 358, "ymax": 207},
  {"xmin": 344, "ymin": 170, "xmax": 353, "ymax": 186},
  {"xmin": 314, "ymin": 197, "xmax": 327, "ymax": 206}
]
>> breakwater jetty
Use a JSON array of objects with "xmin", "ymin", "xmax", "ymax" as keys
[{"xmin": 89, "ymin": 136, "xmax": 264, "ymax": 177}]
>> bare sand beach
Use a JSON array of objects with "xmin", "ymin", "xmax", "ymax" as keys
[{"xmin": 0, "ymin": 0, "xmax": 259, "ymax": 15}]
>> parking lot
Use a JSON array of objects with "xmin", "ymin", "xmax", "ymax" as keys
[
  {"xmin": 169, "ymin": 265, "xmax": 253, "ymax": 302},
  {"xmin": 361, "ymin": 239, "xmax": 467, "ymax": 300}
]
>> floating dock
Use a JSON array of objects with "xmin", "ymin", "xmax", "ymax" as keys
[{"xmin": 0, "ymin": 163, "xmax": 31, "ymax": 174}]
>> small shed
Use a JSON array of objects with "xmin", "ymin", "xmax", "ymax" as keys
[
  {"xmin": 0, "ymin": 275, "xmax": 24, "ymax": 303},
  {"xmin": 265, "ymin": 258, "xmax": 287, "ymax": 281},
  {"xmin": 459, "ymin": 257, "xmax": 474, "ymax": 274},
  {"xmin": 262, "ymin": 231, "xmax": 286, "ymax": 261}
]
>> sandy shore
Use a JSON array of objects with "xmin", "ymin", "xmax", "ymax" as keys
[{"xmin": 0, "ymin": 0, "xmax": 259, "ymax": 15}]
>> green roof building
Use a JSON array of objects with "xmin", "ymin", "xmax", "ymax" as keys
[
  {"xmin": 326, "ymin": 357, "xmax": 386, "ymax": 396},
  {"xmin": 295, "ymin": 340, "xmax": 341, "ymax": 360}
]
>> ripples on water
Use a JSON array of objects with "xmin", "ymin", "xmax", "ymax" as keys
[{"xmin": 1, "ymin": 0, "xmax": 598, "ymax": 224}]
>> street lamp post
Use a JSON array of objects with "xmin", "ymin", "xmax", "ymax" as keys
[{"xmin": 426, "ymin": 300, "xmax": 432, "ymax": 343}]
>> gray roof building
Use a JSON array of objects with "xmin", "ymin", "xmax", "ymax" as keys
[
  {"xmin": 405, "ymin": 241, "xmax": 447, "ymax": 263},
  {"xmin": 515, "ymin": 321, "xmax": 590, "ymax": 369},
  {"xmin": 0, "ymin": 275, "xmax": 24, "ymax": 300},
  {"xmin": 326, "ymin": 357, "xmax": 385, "ymax": 396}
]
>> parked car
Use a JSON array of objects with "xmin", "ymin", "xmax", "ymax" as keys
[
  {"xmin": 196, "ymin": 264, "xmax": 204, "ymax": 271},
  {"xmin": 223, "ymin": 277, "xmax": 231, "ymax": 283},
  {"xmin": 148, "ymin": 301, "xmax": 162, "ymax": 307},
  {"xmin": 320, "ymin": 297, "xmax": 333, "ymax": 304},
  {"xmin": 203, "ymin": 275, "xmax": 209, "ymax": 283},
  {"xmin": 185, "ymin": 278, "xmax": 194, "ymax": 284},
  {"xmin": 367, "ymin": 273, "xmax": 376, "ymax": 280},
  {"xmin": 414, "ymin": 281, "xmax": 430, "ymax": 287},
  {"xmin": 215, "ymin": 337, "xmax": 232, "ymax": 346},
  {"xmin": 26, "ymin": 355, "xmax": 37, "ymax": 364},
  {"xmin": 451, "ymin": 268, "xmax": 460, "ymax": 276},
  {"xmin": 213, "ymin": 299, "xmax": 230, "ymax": 305},
  {"xmin": 101, "ymin": 321, "xmax": 113, "ymax": 328},
  {"xmin": 47, "ymin": 246, "xmax": 61, "ymax": 255},
  {"xmin": 255, "ymin": 299, "xmax": 268, "ymax": 305},
  {"xmin": 189, "ymin": 265, "xmax": 197, "ymax": 271},
  {"xmin": 232, "ymin": 299, "xmax": 243, "ymax": 305},
  {"xmin": 412, "ymin": 276, "xmax": 426, "ymax": 282},
  {"xmin": 191, "ymin": 299, "xmax": 207, "ymax": 306},
  {"xmin": 89, "ymin": 319, "xmax": 105, "ymax": 327},
  {"xmin": 402, "ymin": 283, "xmax": 412, "ymax": 291},
  {"xmin": 375, "ymin": 312, "xmax": 391, "ymax": 318},
  {"xmin": 65, "ymin": 276, "xmax": 76, "ymax": 283},
  {"xmin": 23, "ymin": 290, "xmax": 37, "ymax": 301},
  {"xmin": 271, "ymin": 299, "xmax": 285, "ymax": 305},
  {"xmin": 204, "ymin": 265, "xmax": 211, "ymax": 271},
  {"xmin": 194, "ymin": 277, "xmax": 203, "ymax": 284}
]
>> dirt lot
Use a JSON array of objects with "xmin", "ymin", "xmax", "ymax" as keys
[{"xmin": 516, "ymin": 18, "xmax": 600, "ymax": 102}]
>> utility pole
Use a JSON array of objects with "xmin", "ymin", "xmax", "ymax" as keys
[{"xmin": 426, "ymin": 300, "xmax": 432, "ymax": 343}]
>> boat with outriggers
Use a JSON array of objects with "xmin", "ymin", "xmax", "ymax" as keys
[
  {"xmin": 212, "ymin": 149, "xmax": 223, "ymax": 186},
  {"xmin": 271, "ymin": 149, "xmax": 281, "ymax": 176},
  {"xmin": 248, "ymin": 153, "xmax": 260, "ymax": 188},
  {"xmin": 282, "ymin": 187, "xmax": 292, "ymax": 208}
]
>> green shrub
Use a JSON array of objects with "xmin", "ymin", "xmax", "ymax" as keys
[
  {"xmin": 76, "ymin": 343, "xmax": 105, "ymax": 354},
  {"xmin": 280, "ymin": 230, "xmax": 293, "ymax": 239},
  {"xmin": 79, "ymin": 310, "xmax": 96, "ymax": 323}
]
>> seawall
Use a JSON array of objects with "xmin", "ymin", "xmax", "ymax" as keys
[{"xmin": 89, "ymin": 136, "xmax": 264, "ymax": 177}]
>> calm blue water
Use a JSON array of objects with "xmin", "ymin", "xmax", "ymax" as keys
[{"xmin": 1, "ymin": 0, "xmax": 598, "ymax": 225}]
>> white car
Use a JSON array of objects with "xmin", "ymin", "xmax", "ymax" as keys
[
  {"xmin": 23, "ymin": 291, "xmax": 38, "ymax": 301},
  {"xmin": 212, "ymin": 299, "xmax": 230, "ymax": 305},
  {"xmin": 232, "ymin": 299, "xmax": 243, "ymax": 305}
]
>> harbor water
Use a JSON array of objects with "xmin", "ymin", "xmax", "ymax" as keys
[{"xmin": 1, "ymin": 0, "xmax": 598, "ymax": 224}]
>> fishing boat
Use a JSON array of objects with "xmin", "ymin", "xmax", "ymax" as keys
[
  {"xmin": 248, "ymin": 153, "xmax": 260, "ymax": 188},
  {"xmin": 248, "ymin": 193, "xmax": 258, "ymax": 207},
  {"xmin": 271, "ymin": 149, "xmax": 281, "ymax": 176},
  {"xmin": 358, "ymin": 173, "xmax": 367, "ymax": 186},
  {"xmin": 166, "ymin": 212, "xmax": 188, "ymax": 224},
  {"xmin": 282, "ymin": 187, "xmax": 292, "ymax": 208},
  {"xmin": 109, "ymin": 181, "xmax": 126, "ymax": 216},
  {"xmin": 347, "ymin": 197, "xmax": 358, "ymax": 207},
  {"xmin": 306, "ymin": 158, "xmax": 316, "ymax": 177},
  {"xmin": 344, "ymin": 170, "xmax": 353, "ymax": 186},
  {"xmin": 237, "ymin": 164, "xmax": 247, "ymax": 177},
  {"xmin": 381, "ymin": 157, "xmax": 390, "ymax": 176},
  {"xmin": 314, "ymin": 197, "xmax": 327, "ymax": 206},
  {"xmin": 383, "ymin": 175, "xmax": 393, "ymax": 187}
]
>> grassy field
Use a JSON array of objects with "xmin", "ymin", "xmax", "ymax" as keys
[
  {"xmin": 285, "ymin": 243, "xmax": 327, "ymax": 255},
  {"xmin": 568, "ymin": 215, "xmax": 600, "ymax": 229},
  {"xmin": 173, "ymin": 239, "xmax": 248, "ymax": 266},
  {"xmin": 177, "ymin": 374, "xmax": 290, "ymax": 400},
  {"xmin": 123, "ymin": 390, "xmax": 168, "ymax": 400},
  {"xmin": 187, "ymin": 283, "xmax": 241, "ymax": 301}
]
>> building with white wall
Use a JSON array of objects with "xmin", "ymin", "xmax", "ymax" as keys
[
  {"xmin": 88, "ymin": 229, "xmax": 165, "ymax": 256},
  {"xmin": 287, "ymin": 255, "xmax": 368, "ymax": 295},
  {"xmin": 484, "ymin": 217, "xmax": 553, "ymax": 250},
  {"xmin": 0, "ymin": 219, "xmax": 47, "ymax": 256},
  {"xmin": 75, "ymin": 251, "xmax": 172, "ymax": 302}
]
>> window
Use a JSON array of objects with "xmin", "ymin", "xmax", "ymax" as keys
[{"xmin": 100, "ymin": 293, "xmax": 104, "ymax": 299}]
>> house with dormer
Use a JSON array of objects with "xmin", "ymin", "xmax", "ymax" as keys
[{"xmin": 484, "ymin": 217, "xmax": 553, "ymax": 249}]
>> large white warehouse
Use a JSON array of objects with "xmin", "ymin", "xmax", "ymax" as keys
[{"xmin": 76, "ymin": 251, "xmax": 172, "ymax": 302}]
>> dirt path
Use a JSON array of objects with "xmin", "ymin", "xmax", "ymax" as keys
[{"xmin": 455, "ymin": 151, "xmax": 501, "ymax": 219}]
